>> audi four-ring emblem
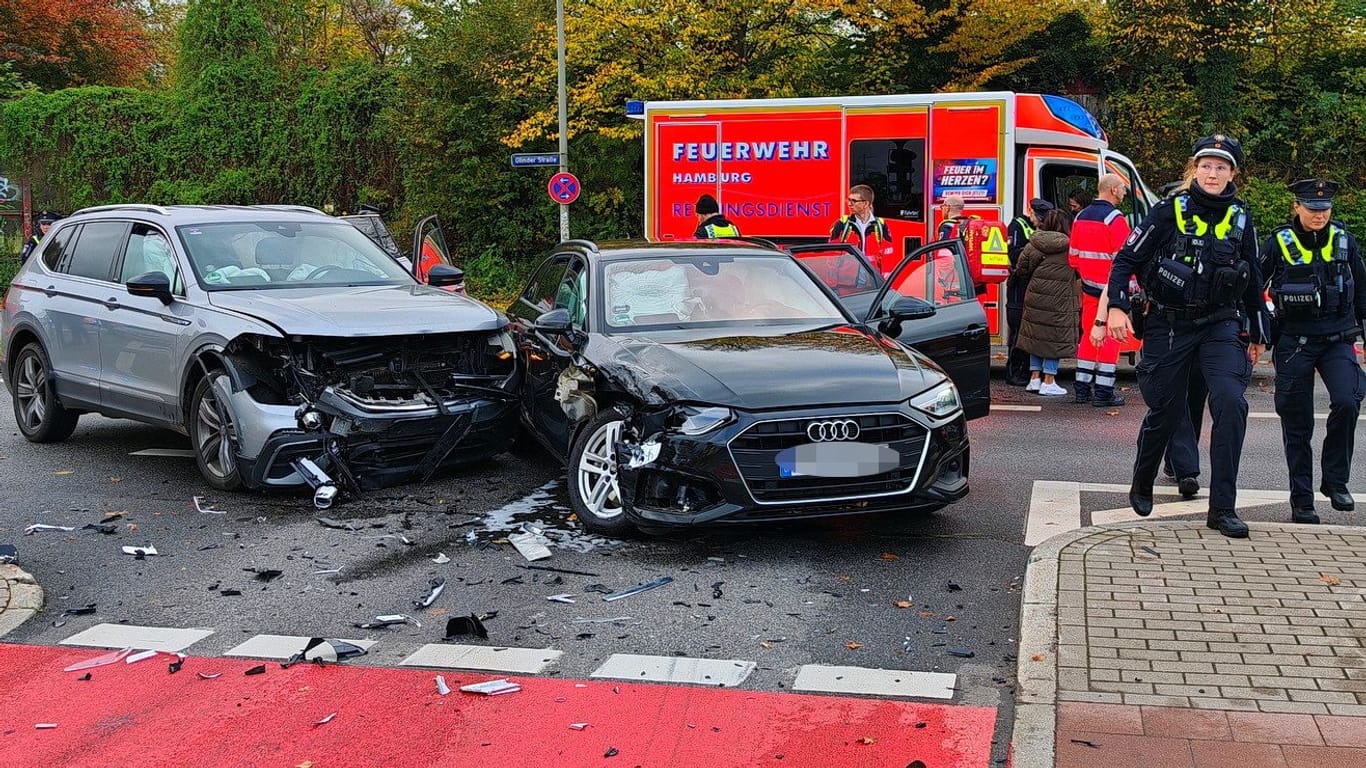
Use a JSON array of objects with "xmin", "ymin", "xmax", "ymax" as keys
[{"xmin": 807, "ymin": 419, "xmax": 860, "ymax": 442}]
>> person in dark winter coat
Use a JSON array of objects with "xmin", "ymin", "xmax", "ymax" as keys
[{"xmin": 1016, "ymin": 209, "xmax": 1079, "ymax": 396}]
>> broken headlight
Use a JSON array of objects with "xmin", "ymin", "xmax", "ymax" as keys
[
  {"xmin": 674, "ymin": 405, "xmax": 734, "ymax": 436},
  {"xmin": 909, "ymin": 380, "xmax": 961, "ymax": 418}
]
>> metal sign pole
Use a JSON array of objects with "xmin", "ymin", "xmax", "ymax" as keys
[{"xmin": 556, "ymin": 0, "xmax": 569, "ymax": 242}]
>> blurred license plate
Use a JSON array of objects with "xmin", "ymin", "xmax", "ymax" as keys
[{"xmin": 775, "ymin": 442, "xmax": 900, "ymax": 478}]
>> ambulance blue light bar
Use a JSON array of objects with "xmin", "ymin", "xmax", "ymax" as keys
[
  {"xmin": 625, "ymin": 99, "xmax": 645, "ymax": 119},
  {"xmin": 1041, "ymin": 95, "xmax": 1103, "ymax": 140}
]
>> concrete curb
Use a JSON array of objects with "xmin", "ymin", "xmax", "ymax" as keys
[
  {"xmin": 1008, "ymin": 519, "xmax": 1365, "ymax": 767},
  {"xmin": 0, "ymin": 563, "xmax": 43, "ymax": 638}
]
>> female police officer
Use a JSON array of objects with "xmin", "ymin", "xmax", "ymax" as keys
[
  {"xmin": 1104, "ymin": 135, "xmax": 1270, "ymax": 538},
  {"xmin": 1262, "ymin": 179, "xmax": 1366, "ymax": 523}
]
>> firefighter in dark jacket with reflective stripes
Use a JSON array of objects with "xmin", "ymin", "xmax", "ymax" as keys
[
  {"xmin": 1261, "ymin": 178, "xmax": 1366, "ymax": 524},
  {"xmin": 693, "ymin": 194, "xmax": 740, "ymax": 238},
  {"xmin": 1104, "ymin": 134, "xmax": 1270, "ymax": 538}
]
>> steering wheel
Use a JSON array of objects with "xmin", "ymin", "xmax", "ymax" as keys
[{"xmin": 304, "ymin": 264, "xmax": 346, "ymax": 281}]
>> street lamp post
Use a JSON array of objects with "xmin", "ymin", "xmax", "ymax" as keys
[{"xmin": 556, "ymin": 0, "xmax": 569, "ymax": 242}]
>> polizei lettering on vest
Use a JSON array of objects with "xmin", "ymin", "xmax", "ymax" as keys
[{"xmin": 672, "ymin": 141, "xmax": 831, "ymax": 162}]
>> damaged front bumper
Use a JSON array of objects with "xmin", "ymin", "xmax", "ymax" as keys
[{"xmin": 613, "ymin": 404, "xmax": 969, "ymax": 526}]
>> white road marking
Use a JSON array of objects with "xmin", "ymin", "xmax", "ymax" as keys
[
  {"xmin": 590, "ymin": 654, "xmax": 755, "ymax": 687},
  {"xmin": 129, "ymin": 448, "xmax": 197, "ymax": 458},
  {"xmin": 990, "ymin": 404, "xmax": 1042, "ymax": 412},
  {"xmin": 224, "ymin": 635, "xmax": 377, "ymax": 660},
  {"xmin": 398, "ymin": 644, "xmax": 563, "ymax": 674},
  {"xmin": 60, "ymin": 623, "xmax": 214, "ymax": 652},
  {"xmin": 1025, "ymin": 480, "xmax": 1361, "ymax": 545},
  {"xmin": 793, "ymin": 665, "xmax": 956, "ymax": 699}
]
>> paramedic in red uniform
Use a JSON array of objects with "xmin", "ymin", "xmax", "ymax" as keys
[
  {"xmin": 1070, "ymin": 173, "xmax": 1132, "ymax": 407},
  {"xmin": 829, "ymin": 184, "xmax": 893, "ymax": 272}
]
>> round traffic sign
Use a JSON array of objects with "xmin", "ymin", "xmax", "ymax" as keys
[{"xmin": 548, "ymin": 172, "xmax": 581, "ymax": 204}]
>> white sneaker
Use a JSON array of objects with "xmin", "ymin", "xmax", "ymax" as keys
[
  {"xmin": 1039, "ymin": 382, "xmax": 1068, "ymax": 396},
  {"xmin": 1026, "ymin": 379, "xmax": 1041, "ymax": 392}
]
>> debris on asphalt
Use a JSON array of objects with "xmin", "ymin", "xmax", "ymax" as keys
[
  {"xmin": 77, "ymin": 673, "xmax": 91, "ymax": 681},
  {"xmin": 893, "ymin": 600, "xmax": 913, "ymax": 609},
  {"xmin": 946, "ymin": 582, "xmax": 962, "ymax": 592},
  {"xmin": 245, "ymin": 664, "xmax": 267, "ymax": 676},
  {"xmin": 121, "ymin": 545, "xmax": 158, "ymax": 558},
  {"xmin": 508, "ymin": 532, "xmax": 552, "ymax": 562},
  {"xmin": 197, "ymin": 672, "xmax": 222, "ymax": 680},
  {"xmin": 34, "ymin": 724, "xmax": 58, "ymax": 730},
  {"xmin": 435, "ymin": 675, "xmax": 452, "ymax": 696},
  {"xmin": 197, "ymin": 543, "xmax": 223, "ymax": 552},
  {"xmin": 602, "ymin": 576, "xmax": 673, "ymax": 602},
  {"xmin": 125, "ymin": 650, "xmax": 159, "ymax": 665},
  {"xmin": 64, "ymin": 647, "xmax": 132, "ymax": 672},
  {"xmin": 355, "ymin": 614, "xmax": 419, "ymax": 630},
  {"xmin": 81, "ymin": 523, "xmax": 118, "ymax": 535},
  {"xmin": 711, "ymin": 582, "xmax": 724, "ymax": 599},
  {"xmin": 25, "ymin": 524, "xmax": 75, "ymax": 535},
  {"xmin": 219, "ymin": 589, "xmax": 242, "ymax": 597},
  {"xmin": 288, "ymin": 638, "xmax": 369, "ymax": 665},
  {"xmin": 193, "ymin": 496, "xmax": 225, "ymax": 514},
  {"xmin": 413, "ymin": 578, "xmax": 446, "ymax": 608},
  {"xmin": 946, "ymin": 647, "xmax": 975, "ymax": 658},
  {"xmin": 316, "ymin": 517, "xmax": 359, "ymax": 532},
  {"xmin": 0, "ymin": 544, "xmax": 16, "ymax": 564},
  {"xmin": 62, "ymin": 604, "xmax": 97, "ymax": 616},
  {"xmin": 569, "ymin": 723, "xmax": 588, "ymax": 731},
  {"xmin": 845, "ymin": 642, "xmax": 862, "ymax": 650},
  {"xmin": 1070, "ymin": 739, "xmax": 1101, "ymax": 748},
  {"xmin": 570, "ymin": 616, "xmax": 634, "ymax": 624},
  {"xmin": 247, "ymin": 568, "xmax": 284, "ymax": 582},
  {"xmin": 459, "ymin": 679, "xmax": 521, "ymax": 695},
  {"xmin": 444, "ymin": 613, "xmax": 489, "ymax": 640},
  {"xmin": 604, "ymin": 747, "xmax": 619, "ymax": 758},
  {"xmin": 168, "ymin": 655, "xmax": 186, "ymax": 674},
  {"xmin": 546, "ymin": 594, "xmax": 576, "ymax": 604},
  {"xmin": 432, "ymin": 552, "xmax": 451, "ymax": 564},
  {"xmin": 313, "ymin": 712, "xmax": 337, "ymax": 726},
  {"xmin": 517, "ymin": 564, "xmax": 600, "ymax": 577}
]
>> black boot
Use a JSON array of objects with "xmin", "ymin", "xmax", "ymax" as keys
[
  {"xmin": 1291, "ymin": 507, "xmax": 1321, "ymax": 524},
  {"xmin": 1130, "ymin": 485, "xmax": 1153, "ymax": 517},
  {"xmin": 1319, "ymin": 483, "xmax": 1355, "ymax": 511},
  {"xmin": 1178, "ymin": 477, "xmax": 1199, "ymax": 499},
  {"xmin": 1206, "ymin": 508, "xmax": 1249, "ymax": 538}
]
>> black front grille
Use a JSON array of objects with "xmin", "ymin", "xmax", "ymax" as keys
[{"xmin": 728, "ymin": 414, "xmax": 927, "ymax": 503}]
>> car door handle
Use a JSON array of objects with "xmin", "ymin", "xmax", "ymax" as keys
[
  {"xmin": 44, "ymin": 284, "xmax": 56, "ymax": 297},
  {"xmin": 104, "ymin": 297, "xmax": 121, "ymax": 310},
  {"xmin": 960, "ymin": 325, "xmax": 986, "ymax": 338}
]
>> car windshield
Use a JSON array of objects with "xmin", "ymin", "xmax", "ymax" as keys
[
  {"xmin": 601, "ymin": 254, "xmax": 845, "ymax": 330},
  {"xmin": 176, "ymin": 221, "xmax": 414, "ymax": 290}
]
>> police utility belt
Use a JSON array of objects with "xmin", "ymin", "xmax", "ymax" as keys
[
  {"xmin": 1146, "ymin": 196, "xmax": 1250, "ymax": 326},
  {"xmin": 1273, "ymin": 225, "xmax": 1353, "ymax": 322}
]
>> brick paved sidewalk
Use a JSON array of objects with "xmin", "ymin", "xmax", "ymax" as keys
[
  {"xmin": 0, "ymin": 563, "xmax": 43, "ymax": 638},
  {"xmin": 1014, "ymin": 522, "xmax": 1366, "ymax": 768}
]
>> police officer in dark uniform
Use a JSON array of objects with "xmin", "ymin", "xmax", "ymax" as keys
[
  {"xmin": 1262, "ymin": 178, "xmax": 1366, "ymax": 523},
  {"xmin": 693, "ymin": 194, "xmax": 740, "ymax": 238},
  {"xmin": 19, "ymin": 211, "xmax": 59, "ymax": 264},
  {"xmin": 1105, "ymin": 135, "xmax": 1269, "ymax": 538},
  {"xmin": 1005, "ymin": 198, "xmax": 1054, "ymax": 385}
]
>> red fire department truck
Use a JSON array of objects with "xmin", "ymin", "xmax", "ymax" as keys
[{"xmin": 640, "ymin": 91, "xmax": 1158, "ymax": 337}]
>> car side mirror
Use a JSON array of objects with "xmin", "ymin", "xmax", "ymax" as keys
[
  {"xmin": 534, "ymin": 308, "xmax": 573, "ymax": 335},
  {"xmin": 127, "ymin": 272, "xmax": 174, "ymax": 305},
  {"xmin": 889, "ymin": 296, "xmax": 936, "ymax": 321},
  {"xmin": 428, "ymin": 264, "xmax": 465, "ymax": 289}
]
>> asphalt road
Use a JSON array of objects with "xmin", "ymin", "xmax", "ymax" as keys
[{"xmin": 1, "ymin": 357, "xmax": 1361, "ymax": 767}]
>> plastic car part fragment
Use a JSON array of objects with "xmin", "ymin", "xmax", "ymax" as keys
[
  {"xmin": 602, "ymin": 576, "xmax": 674, "ymax": 602},
  {"xmin": 292, "ymin": 458, "xmax": 340, "ymax": 510},
  {"xmin": 459, "ymin": 678, "xmax": 520, "ymax": 695},
  {"xmin": 444, "ymin": 614, "xmax": 489, "ymax": 640},
  {"xmin": 508, "ymin": 532, "xmax": 552, "ymax": 561},
  {"xmin": 554, "ymin": 366, "xmax": 597, "ymax": 422},
  {"xmin": 354, "ymin": 614, "xmax": 419, "ymax": 629},
  {"xmin": 621, "ymin": 436, "xmax": 662, "ymax": 470},
  {"xmin": 285, "ymin": 638, "xmax": 369, "ymax": 666},
  {"xmin": 25, "ymin": 524, "xmax": 75, "ymax": 535},
  {"xmin": 0, "ymin": 544, "xmax": 15, "ymax": 564},
  {"xmin": 435, "ymin": 675, "xmax": 452, "ymax": 696},
  {"xmin": 64, "ymin": 647, "xmax": 133, "ymax": 672},
  {"xmin": 413, "ymin": 578, "xmax": 446, "ymax": 608}
]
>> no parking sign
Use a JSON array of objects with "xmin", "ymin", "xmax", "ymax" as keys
[{"xmin": 548, "ymin": 172, "xmax": 581, "ymax": 204}]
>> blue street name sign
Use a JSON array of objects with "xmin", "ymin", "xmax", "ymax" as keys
[{"xmin": 510, "ymin": 153, "xmax": 563, "ymax": 168}]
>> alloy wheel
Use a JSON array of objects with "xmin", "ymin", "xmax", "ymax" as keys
[
  {"xmin": 195, "ymin": 377, "xmax": 238, "ymax": 481},
  {"xmin": 576, "ymin": 419, "xmax": 624, "ymax": 520},
  {"xmin": 14, "ymin": 353, "xmax": 47, "ymax": 431}
]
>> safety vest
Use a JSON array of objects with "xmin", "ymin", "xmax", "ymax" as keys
[
  {"xmin": 1172, "ymin": 195, "xmax": 1246, "ymax": 261},
  {"xmin": 1147, "ymin": 195, "xmax": 1248, "ymax": 312},
  {"xmin": 1013, "ymin": 216, "xmax": 1035, "ymax": 240},
  {"xmin": 1276, "ymin": 225, "xmax": 1347, "ymax": 266},
  {"xmin": 703, "ymin": 222, "xmax": 739, "ymax": 238},
  {"xmin": 830, "ymin": 215, "xmax": 892, "ymax": 265},
  {"xmin": 1068, "ymin": 201, "xmax": 1131, "ymax": 294}
]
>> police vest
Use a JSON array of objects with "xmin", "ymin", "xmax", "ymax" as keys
[
  {"xmin": 1013, "ymin": 216, "xmax": 1035, "ymax": 239},
  {"xmin": 703, "ymin": 222, "xmax": 739, "ymax": 238},
  {"xmin": 1148, "ymin": 195, "xmax": 1249, "ymax": 312},
  {"xmin": 1272, "ymin": 225, "xmax": 1352, "ymax": 319}
]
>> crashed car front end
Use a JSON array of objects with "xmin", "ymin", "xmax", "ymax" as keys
[{"xmin": 218, "ymin": 330, "xmax": 518, "ymax": 494}]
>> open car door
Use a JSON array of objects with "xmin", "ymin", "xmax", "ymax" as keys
[
  {"xmin": 412, "ymin": 215, "xmax": 464, "ymax": 294},
  {"xmin": 863, "ymin": 239, "xmax": 990, "ymax": 420}
]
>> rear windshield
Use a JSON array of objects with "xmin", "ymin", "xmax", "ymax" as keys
[{"xmin": 177, "ymin": 221, "xmax": 414, "ymax": 290}]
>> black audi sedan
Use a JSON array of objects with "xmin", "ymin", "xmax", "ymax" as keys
[{"xmin": 506, "ymin": 240, "xmax": 969, "ymax": 535}]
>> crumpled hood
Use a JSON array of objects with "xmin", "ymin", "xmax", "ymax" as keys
[
  {"xmin": 207, "ymin": 285, "xmax": 502, "ymax": 336},
  {"xmin": 593, "ymin": 326, "xmax": 944, "ymax": 409}
]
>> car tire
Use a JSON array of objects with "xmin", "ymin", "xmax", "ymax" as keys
[
  {"xmin": 11, "ymin": 343, "xmax": 80, "ymax": 443},
  {"xmin": 566, "ymin": 407, "xmax": 636, "ymax": 536},
  {"xmin": 190, "ymin": 372, "xmax": 243, "ymax": 491}
]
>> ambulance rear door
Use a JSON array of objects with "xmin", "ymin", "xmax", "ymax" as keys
[
  {"xmin": 647, "ymin": 118, "xmax": 721, "ymax": 240},
  {"xmin": 843, "ymin": 105, "xmax": 930, "ymax": 274}
]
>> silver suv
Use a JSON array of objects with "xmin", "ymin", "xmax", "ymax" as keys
[{"xmin": 2, "ymin": 204, "xmax": 518, "ymax": 497}]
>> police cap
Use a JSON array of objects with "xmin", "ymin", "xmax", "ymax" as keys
[
  {"xmin": 35, "ymin": 210, "xmax": 60, "ymax": 225},
  {"xmin": 695, "ymin": 194, "xmax": 719, "ymax": 216},
  {"xmin": 1028, "ymin": 198, "xmax": 1055, "ymax": 215},
  {"xmin": 1289, "ymin": 178, "xmax": 1338, "ymax": 211},
  {"xmin": 1192, "ymin": 134, "xmax": 1244, "ymax": 169}
]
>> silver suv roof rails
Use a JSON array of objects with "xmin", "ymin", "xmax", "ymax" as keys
[
  {"xmin": 253, "ymin": 204, "xmax": 328, "ymax": 216},
  {"xmin": 71, "ymin": 203, "xmax": 172, "ymax": 217}
]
